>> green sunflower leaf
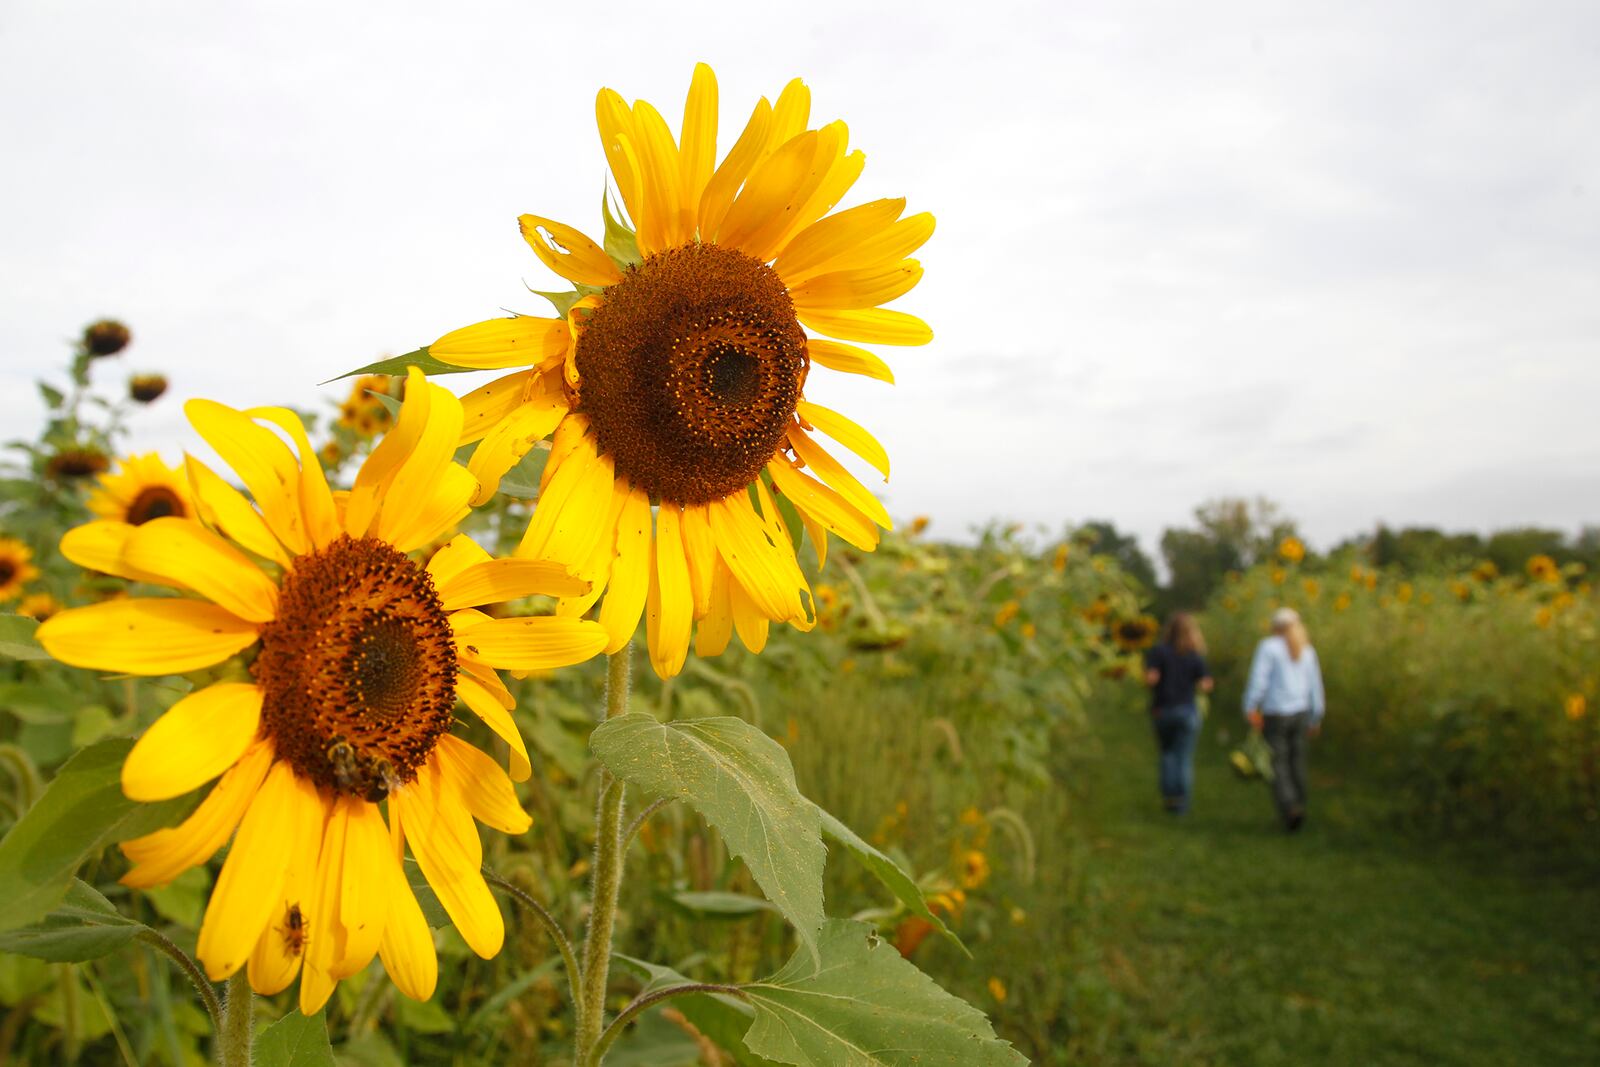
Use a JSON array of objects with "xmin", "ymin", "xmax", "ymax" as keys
[
  {"xmin": 0, "ymin": 614, "xmax": 52, "ymax": 662},
  {"xmin": 613, "ymin": 955, "xmax": 785, "ymax": 1067},
  {"xmin": 319, "ymin": 348, "xmax": 478, "ymax": 385},
  {"xmin": 813, "ymin": 805, "xmax": 967, "ymax": 955},
  {"xmin": 590, "ymin": 715, "xmax": 825, "ymax": 962},
  {"xmin": 0, "ymin": 879, "xmax": 143, "ymax": 963},
  {"xmin": 741, "ymin": 919, "xmax": 1028, "ymax": 1067},
  {"xmin": 532, "ymin": 289, "xmax": 583, "ymax": 317},
  {"xmin": 0, "ymin": 739, "xmax": 197, "ymax": 934},
  {"xmin": 254, "ymin": 1010, "xmax": 335, "ymax": 1067},
  {"xmin": 603, "ymin": 191, "xmax": 643, "ymax": 268}
]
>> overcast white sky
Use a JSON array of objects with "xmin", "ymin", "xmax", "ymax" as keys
[{"xmin": 3, "ymin": 0, "xmax": 1597, "ymax": 558}]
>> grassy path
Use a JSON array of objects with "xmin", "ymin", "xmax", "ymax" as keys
[{"xmin": 1072, "ymin": 703, "xmax": 1600, "ymax": 1066}]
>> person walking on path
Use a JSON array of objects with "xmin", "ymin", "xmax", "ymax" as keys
[
  {"xmin": 1144, "ymin": 612, "xmax": 1214, "ymax": 815},
  {"xmin": 1243, "ymin": 607, "xmax": 1326, "ymax": 832}
]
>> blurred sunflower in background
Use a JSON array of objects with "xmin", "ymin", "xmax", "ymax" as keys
[
  {"xmin": 0, "ymin": 538, "xmax": 39, "ymax": 601},
  {"xmin": 87, "ymin": 452, "xmax": 195, "ymax": 526},
  {"xmin": 1112, "ymin": 615, "xmax": 1159, "ymax": 652},
  {"xmin": 426, "ymin": 62, "xmax": 933, "ymax": 677},
  {"xmin": 37, "ymin": 368, "xmax": 608, "ymax": 1015}
]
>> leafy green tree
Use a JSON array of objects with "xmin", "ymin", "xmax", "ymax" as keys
[
  {"xmin": 1077, "ymin": 520, "xmax": 1158, "ymax": 590},
  {"xmin": 1159, "ymin": 498, "xmax": 1298, "ymax": 611}
]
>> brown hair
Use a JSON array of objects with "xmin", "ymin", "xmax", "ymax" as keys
[{"xmin": 1163, "ymin": 612, "xmax": 1207, "ymax": 656}]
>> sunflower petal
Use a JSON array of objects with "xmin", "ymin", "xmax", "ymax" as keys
[
  {"xmin": 805, "ymin": 339, "xmax": 896, "ymax": 384},
  {"xmin": 680, "ymin": 505, "xmax": 717, "ymax": 618},
  {"xmin": 431, "ymin": 316, "xmax": 571, "ymax": 373},
  {"xmin": 466, "ymin": 392, "xmax": 566, "ymax": 506},
  {"xmin": 121, "ymin": 740, "xmax": 273, "ymax": 889},
  {"xmin": 517, "ymin": 218, "xmax": 621, "ymax": 289},
  {"xmin": 248, "ymin": 407, "xmax": 338, "ymax": 550},
  {"xmin": 196, "ymin": 761, "xmax": 319, "ymax": 980},
  {"xmin": 246, "ymin": 798, "xmax": 320, "ymax": 996},
  {"xmin": 596, "ymin": 88, "xmax": 644, "ymax": 229},
  {"xmin": 769, "ymin": 77, "xmax": 811, "ymax": 148},
  {"xmin": 387, "ymin": 463, "xmax": 479, "ymax": 554},
  {"xmin": 679, "ymin": 62, "xmax": 719, "ymax": 233},
  {"xmin": 38, "ymin": 599, "xmax": 258, "ymax": 676},
  {"xmin": 400, "ymin": 763, "xmax": 503, "ymax": 958},
  {"xmin": 769, "ymin": 140, "xmax": 865, "ymax": 261},
  {"xmin": 729, "ymin": 576, "xmax": 771, "ymax": 653},
  {"xmin": 787, "ymin": 425, "xmax": 892, "ymax": 530},
  {"xmin": 426, "ymin": 534, "xmax": 494, "ymax": 589},
  {"xmin": 185, "ymin": 455, "xmax": 291, "ymax": 566},
  {"xmin": 59, "ymin": 521, "xmax": 166, "ymax": 585},
  {"xmin": 699, "ymin": 97, "xmax": 773, "ymax": 239},
  {"xmin": 788, "ymin": 211, "xmax": 936, "ymax": 283},
  {"xmin": 555, "ymin": 477, "xmax": 628, "ymax": 619},
  {"xmin": 458, "ymin": 370, "xmax": 537, "ymax": 447},
  {"xmin": 629, "ymin": 100, "xmax": 685, "ymax": 252},
  {"xmin": 646, "ymin": 507, "xmax": 693, "ymax": 678},
  {"xmin": 774, "ymin": 198, "xmax": 906, "ymax": 282},
  {"xmin": 515, "ymin": 432, "xmax": 614, "ymax": 572},
  {"xmin": 298, "ymin": 794, "xmax": 347, "ymax": 1013},
  {"xmin": 598, "ymin": 485, "xmax": 651, "ymax": 654},
  {"xmin": 436, "ymin": 736, "xmax": 531, "ymax": 835},
  {"xmin": 456, "ymin": 674, "xmax": 532, "ymax": 782},
  {"xmin": 706, "ymin": 495, "xmax": 807, "ymax": 624},
  {"xmin": 767, "ymin": 456, "xmax": 881, "ymax": 551},
  {"xmin": 122, "ymin": 683, "xmax": 263, "ymax": 802},
  {"xmin": 439, "ymin": 559, "xmax": 589, "ymax": 610},
  {"xmin": 798, "ymin": 307, "xmax": 933, "ymax": 346},
  {"xmin": 454, "ymin": 616, "xmax": 608, "ymax": 672},
  {"xmin": 791, "ymin": 259, "xmax": 924, "ymax": 312},
  {"xmin": 334, "ymin": 798, "xmax": 390, "ymax": 979},
  {"xmin": 717, "ymin": 130, "xmax": 821, "ymax": 259},
  {"xmin": 796, "ymin": 402, "xmax": 890, "ymax": 479},
  {"xmin": 346, "ymin": 367, "xmax": 431, "ymax": 538},
  {"xmin": 184, "ymin": 399, "xmax": 307, "ymax": 554},
  {"xmin": 378, "ymin": 842, "xmax": 438, "ymax": 1001},
  {"xmin": 377, "ymin": 381, "xmax": 465, "ymax": 547},
  {"xmin": 694, "ymin": 563, "xmax": 735, "ymax": 657},
  {"xmin": 122, "ymin": 518, "xmax": 279, "ymax": 624}
]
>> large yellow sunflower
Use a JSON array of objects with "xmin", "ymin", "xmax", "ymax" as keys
[
  {"xmin": 0, "ymin": 538, "xmax": 39, "ymax": 602},
  {"xmin": 87, "ymin": 452, "xmax": 195, "ymax": 527},
  {"xmin": 426, "ymin": 63, "xmax": 933, "ymax": 678},
  {"xmin": 37, "ymin": 368, "xmax": 609, "ymax": 1014}
]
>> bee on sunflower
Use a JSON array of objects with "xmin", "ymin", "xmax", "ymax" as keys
[
  {"xmin": 421, "ymin": 63, "xmax": 933, "ymax": 678},
  {"xmin": 36, "ymin": 368, "xmax": 609, "ymax": 1015}
]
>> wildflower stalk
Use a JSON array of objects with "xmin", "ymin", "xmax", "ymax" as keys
[
  {"xmin": 217, "ymin": 971, "xmax": 252, "ymax": 1067},
  {"xmin": 585, "ymin": 982, "xmax": 747, "ymax": 1067},
  {"xmin": 575, "ymin": 645, "xmax": 632, "ymax": 1064},
  {"xmin": 135, "ymin": 929, "xmax": 223, "ymax": 1034}
]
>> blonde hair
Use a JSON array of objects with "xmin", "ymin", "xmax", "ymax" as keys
[
  {"xmin": 1163, "ymin": 612, "xmax": 1207, "ymax": 656},
  {"xmin": 1274, "ymin": 615, "xmax": 1310, "ymax": 661}
]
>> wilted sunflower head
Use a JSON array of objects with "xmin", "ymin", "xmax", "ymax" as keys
[
  {"xmin": 0, "ymin": 538, "xmax": 39, "ymax": 601},
  {"xmin": 129, "ymin": 374, "xmax": 168, "ymax": 403},
  {"xmin": 425, "ymin": 63, "xmax": 933, "ymax": 679},
  {"xmin": 83, "ymin": 319, "xmax": 131, "ymax": 357},
  {"xmin": 87, "ymin": 453, "xmax": 194, "ymax": 528},
  {"xmin": 46, "ymin": 446, "xmax": 111, "ymax": 481},
  {"xmin": 36, "ymin": 367, "xmax": 608, "ymax": 1016}
]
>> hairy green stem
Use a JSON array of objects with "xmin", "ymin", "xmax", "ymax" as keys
[
  {"xmin": 585, "ymin": 983, "xmax": 747, "ymax": 1067},
  {"xmin": 136, "ymin": 929, "xmax": 223, "ymax": 1035},
  {"xmin": 484, "ymin": 868, "xmax": 581, "ymax": 1010},
  {"xmin": 575, "ymin": 646, "xmax": 632, "ymax": 1064},
  {"xmin": 217, "ymin": 971, "xmax": 252, "ymax": 1067}
]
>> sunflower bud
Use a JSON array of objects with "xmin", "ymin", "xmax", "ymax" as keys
[
  {"xmin": 83, "ymin": 319, "xmax": 131, "ymax": 357},
  {"xmin": 129, "ymin": 374, "xmax": 168, "ymax": 403}
]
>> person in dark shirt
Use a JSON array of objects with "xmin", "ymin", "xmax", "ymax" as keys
[{"xmin": 1142, "ymin": 612, "xmax": 1214, "ymax": 814}]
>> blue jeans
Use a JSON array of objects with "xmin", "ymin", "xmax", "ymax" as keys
[{"xmin": 1152, "ymin": 703, "xmax": 1200, "ymax": 811}]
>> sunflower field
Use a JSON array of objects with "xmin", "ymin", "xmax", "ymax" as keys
[{"xmin": 1201, "ymin": 541, "xmax": 1600, "ymax": 855}]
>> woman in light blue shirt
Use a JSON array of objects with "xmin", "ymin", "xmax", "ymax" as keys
[{"xmin": 1243, "ymin": 607, "xmax": 1326, "ymax": 832}]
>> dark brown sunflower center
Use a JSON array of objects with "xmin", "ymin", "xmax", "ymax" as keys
[
  {"xmin": 571, "ymin": 242, "xmax": 808, "ymax": 505},
  {"xmin": 0, "ymin": 561, "xmax": 14, "ymax": 585},
  {"xmin": 252, "ymin": 535, "xmax": 457, "ymax": 801},
  {"xmin": 127, "ymin": 486, "xmax": 186, "ymax": 525}
]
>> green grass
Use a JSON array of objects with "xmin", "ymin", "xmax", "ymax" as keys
[{"xmin": 1071, "ymin": 703, "xmax": 1600, "ymax": 1066}]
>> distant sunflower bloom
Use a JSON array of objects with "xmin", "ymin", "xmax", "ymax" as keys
[
  {"xmin": 0, "ymin": 539, "xmax": 39, "ymax": 601},
  {"xmin": 427, "ymin": 63, "xmax": 933, "ymax": 678},
  {"xmin": 1278, "ymin": 536, "xmax": 1306, "ymax": 564},
  {"xmin": 960, "ymin": 849, "xmax": 991, "ymax": 890},
  {"xmin": 46, "ymin": 447, "xmax": 110, "ymax": 481},
  {"xmin": 37, "ymin": 369, "xmax": 608, "ymax": 1014},
  {"xmin": 87, "ymin": 453, "xmax": 195, "ymax": 527},
  {"xmin": 18, "ymin": 592, "xmax": 61, "ymax": 621},
  {"xmin": 1112, "ymin": 615, "xmax": 1158, "ymax": 652},
  {"xmin": 1526, "ymin": 554, "xmax": 1560, "ymax": 583}
]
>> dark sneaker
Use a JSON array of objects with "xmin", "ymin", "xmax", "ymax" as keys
[{"xmin": 1287, "ymin": 810, "xmax": 1305, "ymax": 833}]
